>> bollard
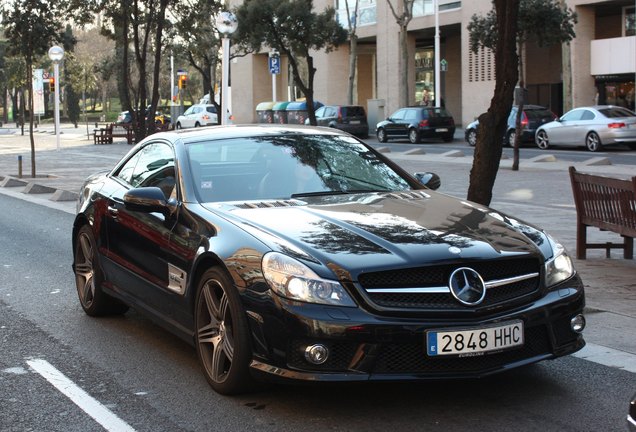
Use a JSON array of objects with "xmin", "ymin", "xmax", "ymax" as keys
[{"xmin": 18, "ymin": 155, "xmax": 23, "ymax": 178}]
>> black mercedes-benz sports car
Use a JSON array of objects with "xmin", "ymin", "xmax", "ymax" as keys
[{"xmin": 72, "ymin": 124, "xmax": 585, "ymax": 395}]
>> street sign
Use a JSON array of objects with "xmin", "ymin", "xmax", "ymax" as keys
[
  {"xmin": 440, "ymin": 59, "xmax": 448, "ymax": 72},
  {"xmin": 268, "ymin": 56, "xmax": 280, "ymax": 75}
]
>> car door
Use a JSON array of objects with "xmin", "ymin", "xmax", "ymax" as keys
[
  {"xmin": 104, "ymin": 141, "xmax": 179, "ymax": 316},
  {"xmin": 314, "ymin": 106, "xmax": 327, "ymax": 126},
  {"xmin": 551, "ymin": 109, "xmax": 584, "ymax": 146},
  {"xmin": 384, "ymin": 109, "xmax": 407, "ymax": 137}
]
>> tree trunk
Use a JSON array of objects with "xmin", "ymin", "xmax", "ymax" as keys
[
  {"xmin": 512, "ymin": 40, "xmax": 524, "ymax": 171},
  {"xmin": 347, "ymin": 34, "xmax": 358, "ymax": 105},
  {"xmin": 467, "ymin": 0, "xmax": 520, "ymax": 206},
  {"xmin": 399, "ymin": 24, "xmax": 409, "ymax": 107}
]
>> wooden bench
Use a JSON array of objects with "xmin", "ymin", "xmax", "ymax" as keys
[{"xmin": 569, "ymin": 166, "xmax": 636, "ymax": 259}]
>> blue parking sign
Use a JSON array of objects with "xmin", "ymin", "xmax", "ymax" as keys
[{"xmin": 269, "ymin": 56, "xmax": 280, "ymax": 74}]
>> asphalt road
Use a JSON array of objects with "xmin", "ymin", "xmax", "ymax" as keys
[{"xmin": 1, "ymin": 193, "xmax": 634, "ymax": 432}]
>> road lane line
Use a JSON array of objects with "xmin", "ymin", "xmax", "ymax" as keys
[
  {"xmin": 572, "ymin": 343, "xmax": 636, "ymax": 373},
  {"xmin": 26, "ymin": 359, "xmax": 136, "ymax": 432}
]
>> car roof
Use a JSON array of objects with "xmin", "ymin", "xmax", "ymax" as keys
[{"xmin": 154, "ymin": 124, "xmax": 353, "ymax": 144}]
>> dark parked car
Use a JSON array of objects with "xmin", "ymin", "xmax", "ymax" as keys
[
  {"xmin": 464, "ymin": 105, "xmax": 557, "ymax": 147},
  {"xmin": 305, "ymin": 105, "xmax": 369, "ymax": 137},
  {"xmin": 72, "ymin": 124, "xmax": 585, "ymax": 395},
  {"xmin": 376, "ymin": 106, "xmax": 456, "ymax": 143}
]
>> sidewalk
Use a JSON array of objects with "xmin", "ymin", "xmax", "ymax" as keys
[{"xmin": 1, "ymin": 124, "xmax": 635, "ymax": 370}]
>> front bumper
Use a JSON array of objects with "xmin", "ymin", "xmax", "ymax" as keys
[{"xmin": 244, "ymin": 276, "xmax": 585, "ymax": 383}]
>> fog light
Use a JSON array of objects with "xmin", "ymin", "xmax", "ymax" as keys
[
  {"xmin": 570, "ymin": 314, "xmax": 586, "ymax": 333},
  {"xmin": 304, "ymin": 344, "xmax": 329, "ymax": 365}
]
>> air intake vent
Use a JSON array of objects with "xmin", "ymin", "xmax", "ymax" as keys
[
  {"xmin": 384, "ymin": 191, "xmax": 430, "ymax": 200},
  {"xmin": 234, "ymin": 200, "xmax": 303, "ymax": 209}
]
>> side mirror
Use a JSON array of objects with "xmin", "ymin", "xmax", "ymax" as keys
[
  {"xmin": 414, "ymin": 172, "xmax": 441, "ymax": 190},
  {"xmin": 124, "ymin": 187, "xmax": 177, "ymax": 216}
]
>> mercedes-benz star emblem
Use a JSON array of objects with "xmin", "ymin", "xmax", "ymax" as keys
[{"xmin": 448, "ymin": 267, "xmax": 486, "ymax": 306}]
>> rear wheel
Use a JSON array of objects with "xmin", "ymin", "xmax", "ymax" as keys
[
  {"xmin": 176, "ymin": 122, "xmax": 182, "ymax": 130},
  {"xmin": 195, "ymin": 268, "xmax": 256, "ymax": 395},
  {"xmin": 536, "ymin": 130, "xmax": 550, "ymax": 149},
  {"xmin": 408, "ymin": 128, "xmax": 421, "ymax": 144},
  {"xmin": 74, "ymin": 225, "xmax": 129, "ymax": 316},
  {"xmin": 194, "ymin": 122, "xmax": 201, "ymax": 127},
  {"xmin": 376, "ymin": 128, "xmax": 388, "ymax": 143},
  {"xmin": 586, "ymin": 132, "xmax": 601, "ymax": 152},
  {"xmin": 466, "ymin": 129, "xmax": 477, "ymax": 147}
]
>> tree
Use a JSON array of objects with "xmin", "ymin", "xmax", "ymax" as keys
[
  {"xmin": 344, "ymin": 0, "xmax": 360, "ymax": 105},
  {"xmin": 465, "ymin": 0, "xmax": 520, "ymax": 206},
  {"xmin": 387, "ymin": 0, "xmax": 415, "ymax": 108},
  {"xmin": 2, "ymin": 0, "xmax": 63, "ymax": 177},
  {"xmin": 234, "ymin": 0, "xmax": 347, "ymax": 125},
  {"xmin": 171, "ymin": 0, "xmax": 224, "ymax": 120},
  {"xmin": 90, "ymin": 0, "xmax": 174, "ymax": 141},
  {"xmin": 469, "ymin": 0, "xmax": 576, "ymax": 171}
]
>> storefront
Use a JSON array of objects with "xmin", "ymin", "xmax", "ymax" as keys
[
  {"xmin": 415, "ymin": 47, "xmax": 435, "ymax": 106},
  {"xmin": 595, "ymin": 75, "xmax": 635, "ymax": 111}
]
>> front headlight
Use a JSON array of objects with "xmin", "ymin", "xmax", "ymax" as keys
[
  {"xmin": 544, "ymin": 238, "xmax": 574, "ymax": 288},
  {"xmin": 262, "ymin": 252, "xmax": 356, "ymax": 307}
]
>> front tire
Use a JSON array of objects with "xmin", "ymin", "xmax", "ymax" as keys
[
  {"xmin": 586, "ymin": 132, "xmax": 602, "ymax": 152},
  {"xmin": 195, "ymin": 268, "xmax": 256, "ymax": 395},
  {"xmin": 176, "ymin": 122, "xmax": 182, "ymax": 130},
  {"xmin": 377, "ymin": 128, "xmax": 388, "ymax": 143},
  {"xmin": 536, "ymin": 130, "xmax": 550, "ymax": 149},
  {"xmin": 73, "ymin": 225, "xmax": 129, "ymax": 316},
  {"xmin": 408, "ymin": 128, "xmax": 421, "ymax": 144},
  {"xmin": 505, "ymin": 130, "xmax": 516, "ymax": 147},
  {"xmin": 466, "ymin": 129, "xmax": 477, "ymax": 147}
]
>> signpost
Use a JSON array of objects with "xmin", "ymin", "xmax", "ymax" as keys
[{"xmin": 269, "ymin": 52, "xmax": 280, "ymax": 102}]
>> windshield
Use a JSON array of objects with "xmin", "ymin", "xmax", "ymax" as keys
[
  {"xmin": 186, "ymin": 134, "xmax": 414, "ymax": 202},
  {"xmin": 599, "ymin": 107, "xmax": 636, "ymax": 118}
]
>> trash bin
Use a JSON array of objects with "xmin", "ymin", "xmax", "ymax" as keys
[
  {"xmin": 256, "ymin": 101, "xmax": 276, "ymax": 123},
  {"xmin": 272, "ymin": 101, "xmax": 291, "ymax": 124},
  {"xmin": 286, "ymin": 101, "xmax": 323, "ymax": 124}
]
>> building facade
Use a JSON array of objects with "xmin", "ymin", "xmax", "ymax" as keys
[{"xmin": 229, "ymin": 0, "xmax": 636, "ymax": 129}]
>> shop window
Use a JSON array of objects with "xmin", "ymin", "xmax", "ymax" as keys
[{"xmin": 625, "ymin": 6, "xmax": 635, "ymax": 36}]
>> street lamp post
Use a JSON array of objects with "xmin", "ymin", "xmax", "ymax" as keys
[
  {"xmin": 216, "ymin": 12, "xmax": 238, "ymax": 125},
  {"xmin": 434, "ymin": 0, "xmax": 441, "ymax": 108},
  {"xmin": 48, "ymin": 45, "xmax": 65, "ymax": 151}
]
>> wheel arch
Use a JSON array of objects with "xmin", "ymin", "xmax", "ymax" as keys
[{"xmin": 188, "ymin": 252, "xmax": 232, "ymax": 314}]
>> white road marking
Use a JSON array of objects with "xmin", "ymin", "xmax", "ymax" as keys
[
  {"xmin": 572, "ymin": 343, "xmax": 636, "ymax": 373},
  {"xmin": 26, "ymin": 359, "xmax": 136, "ymax": 432}
]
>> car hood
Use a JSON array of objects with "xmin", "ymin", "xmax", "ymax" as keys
[{"xmin": 203, "ymin": 191, "xmax": 550, "ymax": 280}]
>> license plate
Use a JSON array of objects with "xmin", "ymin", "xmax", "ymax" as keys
[
  {"xmin": 426, "ymin": 320, "xmax": 524, "ymax": 357},
  {"xmin": 349, "ymin": 120, "xmax": 360, "ymax": 124},
  {"xmin": 435, "ymin": 128, "xmax": 448, "ymax": 132}
]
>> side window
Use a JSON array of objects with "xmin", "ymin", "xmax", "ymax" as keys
[
  {"xmin": 580, "ymin": 110, "xmax": 595, "ymax": 121},
  {"xmin": 119, "ymin": 142, "xmax": 176, "ymax": 199},
  {"xmin": 405, "ymin": 109, "xmax": 419, "ymax": 121},
  {"xmin": 183, "ymin": 106, "xmax": 194, "ymax": 116},
  {"xmin": 116, "ymin": 151, "xmax": 144, "ymax": 185},
  {"xmin": 561, "ymin": 110, "xmax": 583, "ymax": 121},
  {"xmin": 206, "ymin": 106, "xmax": 216, "ymax": 114},
  {"xmin": 315, "ymin": 107, "xmax": 326, "ymax": 117},
  {"xmin": 391, "ymin": 109, "xmax": 406, "ymax": 120}
]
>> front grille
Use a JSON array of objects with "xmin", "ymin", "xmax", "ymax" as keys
[
  {"xmin": 359, "ymin": 258, "xmax": 541, "ymax": 311},
  {"xmin": 373, "ymin": 325, "xmax": 550, "ymax": 374}
]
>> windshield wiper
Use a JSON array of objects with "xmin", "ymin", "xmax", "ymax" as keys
[{"xmin": 291, "ymin": 189, "xmax": 387, "ymax": 198}]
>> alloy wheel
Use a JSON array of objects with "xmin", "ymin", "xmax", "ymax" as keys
[
  {"xmin": 536, "ymin": 130, "xmax": 549, "ymax": 149},
  {"xmin": 408, "ymin": 128, "xmax": 420, "ymax": 144},
  {"xmin": 75, "ymin": 230, "xmax": 96, "ymax": 310},
  {"xmin": 377, "ymin": 128, "xmax": 387, "ymax": 143},
  {"xmin": 467, "ymin": 130, "xmax": 477, "ymax": 146},
  {"xmin": 586, "ymin": 132, "xmax": 601, "ymax": 152}
]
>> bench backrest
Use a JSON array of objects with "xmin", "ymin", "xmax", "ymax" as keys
[{"xmin": 569, "ymin": 166, "xmax": 636, "ymax": 236}]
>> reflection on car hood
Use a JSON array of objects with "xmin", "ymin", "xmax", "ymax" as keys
[{"xmin": 203, "ymin": 191, "xmax": 547, "ymax": 278}]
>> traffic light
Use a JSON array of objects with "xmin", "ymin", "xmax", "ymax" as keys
[
  {"xmin": 178, "ymin": 75, "xmax": 187, "ymax": 90},
  {"xmin": 49, "ymin": 77, "xmax": 55, "ymax": 92}
]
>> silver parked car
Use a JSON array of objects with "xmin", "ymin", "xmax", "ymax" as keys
[{"xmin": 535, "ymin": 105, "xmax": 636, "ymax": 152}]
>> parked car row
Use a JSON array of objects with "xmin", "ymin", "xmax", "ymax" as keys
[{"xmin": 464, "ymin": 105, "xmax": 636, "ymax": 151}]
